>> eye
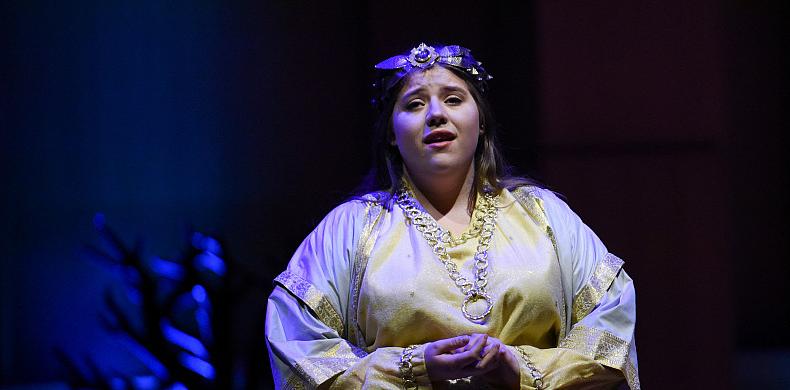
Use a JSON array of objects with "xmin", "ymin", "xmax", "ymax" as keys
[
  {"xmin": 445, "ymin": 96, "xmax": 463, "ymax": 105},
  {"xmin": 405, "ymin": 100, "xmax": 424, "ymax": 110}
]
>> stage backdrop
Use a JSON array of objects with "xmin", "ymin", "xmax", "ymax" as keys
[{"xmin": 1, "ymin": 1, "xmax": 787, "ymax": 389}]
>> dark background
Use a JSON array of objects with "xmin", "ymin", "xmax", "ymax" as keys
[{"xmin": 1, "ymin": 1, "xmax": 788, "ymax": 389}]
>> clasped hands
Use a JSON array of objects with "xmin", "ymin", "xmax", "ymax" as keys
[{"xmin": 424, "ymin": 334, "xmax": 520, "ymax": 389}]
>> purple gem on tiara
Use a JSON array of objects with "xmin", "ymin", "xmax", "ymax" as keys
[
  {"xmin": 407, "ymin": 43, "xmax": 438, "ymax": 68},
  {"xmin": 415, "ymin": 47, "xmax": 431, "ymax": 62}
]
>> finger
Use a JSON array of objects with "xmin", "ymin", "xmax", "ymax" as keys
[
  {"xmin": 430, "ymin": 335, "xmax": 471, "ymax": 354},
  {"xmin": 454, "ymin": 333, "xmax": 482, "ymax": 354},
  {"xmin": 481, "ymin": 342, "xmax": 496, "ymax": 356},
  {"xmin": 482, "ymin": 336, "xmax": 507, "ymax": 355},
  {"xmin": 481, "ymin": 340, "xmax": 502, "ymax": 359},
  {"xmin": 501, "ymin": 346, "xmax": 520, "ymax": 367},
  {"xmin": 448, "ymin": 335, "xmax": 488, "ymax": 366},
  {"xmin": 499, "ymin": 348, "xmax": 512, "ymax": 365},
  {"xmin": 461, "ymin": 333, "xmax": 490, "ymax": 350},
  {"xmin": 468, "ymin": 334, "xmax": 488, "ymax": 358},
  {"xmin": 483, "ymin": 335, "xmax": 503, "ymax": 346},
  {"xmin": 456, "ymin": 333, "xmax": 482, "ymax": 353},
  {"xmin": 476, "ymin": 343, "xmax": 500, "ymax": 370}
]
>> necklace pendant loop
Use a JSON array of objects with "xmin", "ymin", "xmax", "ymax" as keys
[{"xmin": 461, "ymin": 292, "xmax": 493, "ymax": 322}]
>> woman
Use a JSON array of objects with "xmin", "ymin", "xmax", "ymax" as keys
[{"xmin": 266, "ymin": 43, "xmax": 639, "ymax": 389}]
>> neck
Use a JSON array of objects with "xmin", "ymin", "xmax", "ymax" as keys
[{"xmin": 405, "ymin": 164, "xmax": 476, "ymax": 216}]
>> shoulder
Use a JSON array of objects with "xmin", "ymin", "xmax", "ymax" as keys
[
  {"xmin": 508, "ymin": 185, "xmax": 570, "ymax": 217},
  {"xmin": 507, "ymin": 185, "xmax": 586, "ymax": 244},
  {"xmin": 318, "ymin": 191, "xmax": 389, "ymax": 232},
  {"xmin": 320, "ymin": 199, "xmax": 370, "ymax": 229}
]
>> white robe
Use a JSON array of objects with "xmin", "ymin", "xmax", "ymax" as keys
[{"xmin": 266, "ymin": 186, "xmax": 639, "ymax": 389}]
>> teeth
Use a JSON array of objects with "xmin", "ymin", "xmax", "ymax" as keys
[{"xmin": 426, "ymin": 132, "xmax": 454, "ymax": 143}]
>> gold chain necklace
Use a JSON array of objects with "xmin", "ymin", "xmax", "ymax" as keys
[
  {"xmin": 441, "ymin": 211, "xmax": 484, "ymax": 247},
  {"xmin": 395, "ymin": 188, "xmax": 498, "ymax": 322}
]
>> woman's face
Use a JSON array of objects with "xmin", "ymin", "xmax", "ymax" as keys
[{"xmin": 390, "ymin": 66, "xmax": 481, "ymax": 179}]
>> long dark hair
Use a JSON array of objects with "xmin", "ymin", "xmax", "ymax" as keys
[{"xmin": 356, "ymin": 64, "xmax": 542, "ymax": 212}]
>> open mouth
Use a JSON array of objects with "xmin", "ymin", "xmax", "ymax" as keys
[{"xmin": 423, "ymin": 130, "xmax": 457, "ymax": 144}]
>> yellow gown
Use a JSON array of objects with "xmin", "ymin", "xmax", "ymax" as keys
[{"xmin": 266, "ymin": 186, "xmax": 639, "ymax": 389}]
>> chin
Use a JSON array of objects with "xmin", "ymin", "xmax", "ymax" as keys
[{"xmin": 425, "ymin": 159, "xmax": 470, "ymax": 176}]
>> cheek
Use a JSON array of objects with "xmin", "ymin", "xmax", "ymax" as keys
[
  {"xmin": 467, "ymin": 132, "xmax": 481, "ymax": 153},
  {"xmin": 391, "ymin": 113, "xmax": 421, "ymax": 140},
  {"xmin": 468, "ymin": 107, "xmax": 481, "ymax": 131},
  {"xmin": 388, "ymin": 126, "xmax": 397, "ymax": 146}
]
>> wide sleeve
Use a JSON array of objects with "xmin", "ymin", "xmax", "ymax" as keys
[
  {"xmin": 265, "ymin": 200, "xmax": 431, "ymax": 389},
  {"xmin": 511, "ymin": 187, "xmax": 640, "ymax": 390}
]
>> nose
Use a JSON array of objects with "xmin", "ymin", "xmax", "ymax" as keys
[{"xmin": 425, "ymin": 98, "xmax": 448, "ymax": 128}]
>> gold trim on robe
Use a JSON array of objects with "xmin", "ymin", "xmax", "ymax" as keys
[
  {"xmin": 348, "ymin": 199, "xmax": 384, "ymax": 347},
  {"xmin": 558, "ymin": 324, "xmax": 640, "ymax": 389},
  {"xmin": 625, "ymin": 356, "xmax": 641, "ymax": 390},
  {"xmin": 293, "ymin": 343, "xmax": 366, "ymax": 388},
  {"xmin": 572, "ymin": 253, "xmax": 624, "ymax": 323},
  {"xmin": 559, "ymin": 325, "xmax": 629, "ymax": 369},
  {"xmin": 512, "ymin": 186, "xmax": 569, "ymax": 340},
  {"xmin": 282, "ymin": 372, "xmax": 306, "ymax": 390},
  {"xmin": 274, "ymin": 270, "xmax": 345, "ymax": 336}
]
